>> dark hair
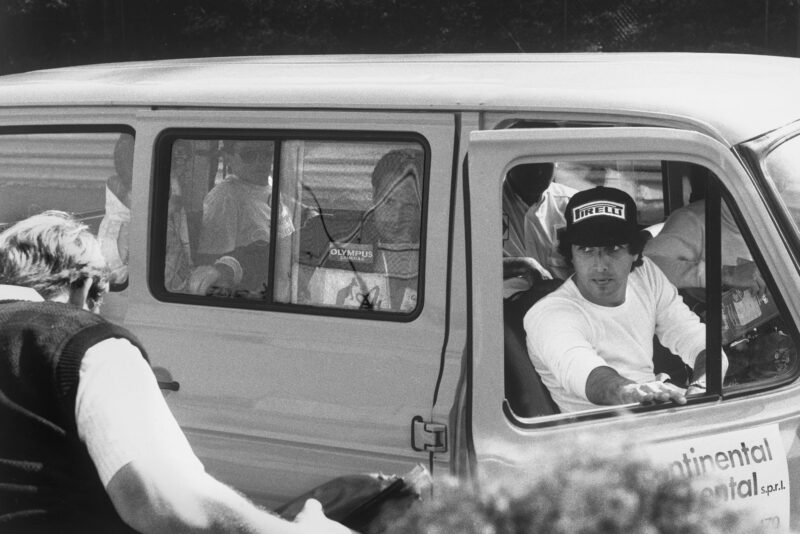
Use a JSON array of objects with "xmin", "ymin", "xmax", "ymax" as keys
[{"xmin": 557, "ymin": 228, "xmax": 651, "ymax": 271}]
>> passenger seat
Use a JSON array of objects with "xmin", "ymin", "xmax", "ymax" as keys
[{"xmin": 503, "ymin": 279, "xmax": 563, "ymax": 418}]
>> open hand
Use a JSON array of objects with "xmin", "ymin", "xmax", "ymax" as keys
[{"xmin": 620, "ymin": 377, "xmax": 687, "ymax": 406}]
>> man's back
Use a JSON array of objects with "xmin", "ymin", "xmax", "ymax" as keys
[{"xmin": 0, "ymin": 300, "xmax": 141, "ymax": 533}]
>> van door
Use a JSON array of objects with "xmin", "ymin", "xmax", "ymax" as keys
[
  {"xmin": 128, "ymin": 110, "xmax": 458, "ymax": 507},
  {"xmin": 465, "ymin": 127, "xmax": 800, "ymax": 525}
]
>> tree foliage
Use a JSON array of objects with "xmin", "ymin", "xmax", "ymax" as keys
[{"xmin": 1, "ymin": 0, "xmax": 798, "ymax": 74}]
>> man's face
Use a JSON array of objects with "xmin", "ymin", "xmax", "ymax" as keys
[
  {"xmin": 373, "ymin": 174, "xmax": 421, "ymax": 243},
  {"xmin": 571, "ymin": 244, "xmax": 635, "ymax": 306},
  {"xmin": 172, "ymin": 140, "xmax": 192, "ymax": 168},
  {"xmin": 228, "ymin": 141, "xmax": 272, "ymax": 185}
]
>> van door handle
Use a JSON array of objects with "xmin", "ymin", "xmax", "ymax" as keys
[
  {"xmin": 158, "ymin": 380, "xmax": 181, "ymax": 392},
  {"xmin": 153, "ymin": 366, "xmax": 180, "ymax": 392}
]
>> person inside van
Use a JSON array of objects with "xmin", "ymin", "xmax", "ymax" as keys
[
  {"xmin": 502, "ymin": 163, "xmax": 576, "ymax": 297},
  {"xmin": 189, "ymin": 140, "xmax": 294, "ymax": 297},
  {"xmin": 301, "ymin": 148, "xmax": 423, "ymax": 312},
  {"xmin": 97, "ymin": 132, "xmax": 134, "ymax": 285},
  {"xmin": 0, "ymin": 211, "xmax": 352, "ymax": 533},
  {"xmin": 644, "ymin": 198, "xmax": 766, "ymax": 297},
  {"xmin": 524, "ymin": 186, "xmax": 726, "ymax": 413}
]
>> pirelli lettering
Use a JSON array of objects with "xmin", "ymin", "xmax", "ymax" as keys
[{"xmin": 572, "ymin": 201, "xmax": 626, "ymax": 223}]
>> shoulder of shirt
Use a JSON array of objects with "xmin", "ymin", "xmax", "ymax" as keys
[
  {"xmin": 85, "ymin": 337, "xmax": 144, "ymax": 359},
  {"xmin": 547, "ymin": 182, "xmax": 579, "ymax": 198},
  {"xmin": 635, "ymin": 256, "xmax": 667, "ymax": 285},
  {"xmin": 669, "ymin": 200, "xmax": 705, "ymax": 220},
  {"xmin": 526, "ymin": 279, "xmax": 581, "ymax": 317}
]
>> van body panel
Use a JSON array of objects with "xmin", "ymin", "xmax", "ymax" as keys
[
  {"xmin": 2, "ymin": 54, "xmax": 800, "ymax": 522},
  {"xmin": 2, "ymin": 54, "xmax": 800, "ymax": 145},
  {"xmin": 466, "ymin": 126, "xmax": 800, "ymax": 525},
  {"xmin": 120, "ymin": 109, "xmax": 458, "ymax": 506}
]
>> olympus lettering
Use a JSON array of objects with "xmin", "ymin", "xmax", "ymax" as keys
[
  {"xmin": 328, "ymin": 245, "xmax": 374, "ymax": 264},
  {"xmin": 572, "ymin": 201, "xmax": 626, "ymax": 223},
  {"xmin": 330, "ymin": 248, "xmax": 373, "ymax": 258}
]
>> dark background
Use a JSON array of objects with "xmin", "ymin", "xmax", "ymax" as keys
[{"xmin": 2, "ymin": 0, "xmax": 800, "ymax": 75}]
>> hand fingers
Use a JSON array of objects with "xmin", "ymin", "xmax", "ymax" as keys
[
  {"xmin": 754, "ymin": 272, "xmax": 767, "ymax": 298},
  {"xmin": 635, "ymin": 381, "xmax": 686, "ymax": 405},
  {"xmin": 188, "ymin": 266, "xmax": 221, "ymax": 295}
]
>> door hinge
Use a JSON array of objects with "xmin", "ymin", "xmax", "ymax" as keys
[{"xmin": 411, "ymin": 415, "xmax": 448, "ymax": 453}]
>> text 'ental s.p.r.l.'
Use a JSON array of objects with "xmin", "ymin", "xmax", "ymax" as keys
[{"xmin": 647, "ymin": 425, "xmax": 789, "ymax": 530}]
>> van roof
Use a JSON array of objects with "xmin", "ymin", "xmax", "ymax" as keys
[{"xmin": 1, "ymin": 53, "xmax": 799, "ymax": 145}]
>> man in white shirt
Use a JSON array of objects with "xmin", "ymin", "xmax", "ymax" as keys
[
  {"xmin": 524, "ymin": 187, "xmax": 726, "ymax": 413},
  {"xmin": 0, "ymin": 211, "xmax": 350, "ymax": 533},
  {"xmin": 502, "ymin": 163, "xmax": 576, "ymax": 296},
  {"xmin": 192, "ymin": 140, "xmax": 294, "ymax": 296},
  {"xmin": 644, "ymin": 199, "xmax": 765, "ymax": 295}
]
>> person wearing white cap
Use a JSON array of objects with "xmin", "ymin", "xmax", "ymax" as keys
[{"xmin": 524, "ymin": 186, "xmax": 727, "ymax": 413}]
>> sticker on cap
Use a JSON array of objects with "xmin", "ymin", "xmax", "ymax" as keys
[{"xmin": 573, "ymin": 201, "xmax": 626, "ymax": 223}]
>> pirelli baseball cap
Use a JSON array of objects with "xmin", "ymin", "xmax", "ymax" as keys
[{"xmin": 562, "ymin": 186, "xmax": 640, "ymax": 246}]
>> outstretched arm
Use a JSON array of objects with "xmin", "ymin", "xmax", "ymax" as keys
[
  {"xmin": 77, "ymin": 340, "xmax": 352, "ymax": 534},
  {"xmin": 585, "ymin": 366, "xmax": 688, "ymax": 406},
  {"xmin": 108, "ymin": 462, "xmax": 352, "ymax": 534}
]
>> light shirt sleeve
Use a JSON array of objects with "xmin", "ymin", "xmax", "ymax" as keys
[
  {"xmin": 75, "ymin": 338, "xmax": 204, "ymax": 487},
  {"xmin": 647, "ymin": 259, "xmax": 707, "ymax": 367}
]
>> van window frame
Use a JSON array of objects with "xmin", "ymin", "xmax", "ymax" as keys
[
  {"xmin": 0, "ymin": 123, "xmax": 136, "ymax": 291},
  {"xmin": 465, "ymin": 126, "xmax": 800, "ymax": 435},
  {"xmin": 502, "ymin": 164, "xmax": 800, "ymax": 429},
  {"xmin": 149, "ymin": 128, "xmax": 431, "ymax": 322}
]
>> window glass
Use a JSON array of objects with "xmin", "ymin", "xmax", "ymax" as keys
[
  {"xmin": 0, "ymin": 131, "xmax": 132, "ymax": 318},
  {"xmin": 502, "ymin": 158, "xmax": 798, "ymax": 419},
  {"xmin": 649, "ymin": 190, "xmax": 797, "ymax": 388},
  {"xmin": 716, "ymin": 198, "xmax": 796, "ymax": 387},
  {"xmin": 503, "ymin": 158, "xmax": 674, "ymax": 417},
  {"xmin": 163, "ymin": 138, "xmax": 282, "ymax": 300},
  {"xmin": 762, "ymin": 134, "xmax": 800, "ymax": 236},
  {"xmin": 274, "ymin": 140, "xmax": 424, "ymax": 313},
  {"xmin": 553, "ymin": 160, "xmax": 664, "ymax": 225},
  {"xmin": 161, "ymin": 136, "xmax": 424, "ymax": 315}
]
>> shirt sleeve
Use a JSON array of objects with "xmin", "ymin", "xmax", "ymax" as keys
[
  {"xmin": 644, "ymin": 206, "xmax": 706, "ymax": 288},
  {"xmin": 524, "ymin": 298, "xmax": 608, "ymax": 401},
  {"xmin": 75, "ymin": 338, "xmax": 204, "ymax": 487},
  {"xmin": 649, "ymin": 259, "xmax": 706, "ymax": 367}
]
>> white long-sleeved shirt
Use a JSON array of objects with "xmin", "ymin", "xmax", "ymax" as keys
[
  {"xmin": 503, "ymin": 181, "xmax": 576, "ymax": 280},
  {"xmin": 523, "ymin": 258, "xmax": 706, "ymax": 413}
]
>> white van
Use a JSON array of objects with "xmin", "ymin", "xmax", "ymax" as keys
[{"xmin": 2, "ymin": 53, "xmax": 800, "ymax": 527}]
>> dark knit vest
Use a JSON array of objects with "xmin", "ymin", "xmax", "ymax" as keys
[{"xmin": 0, "ymin": 300, "xmax": 148, "ymax": 533}]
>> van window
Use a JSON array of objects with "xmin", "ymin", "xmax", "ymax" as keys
[
  {"xmin": 0, "ymin": 130, "xmax": 133, "ymax": 316},
  {"xmin": 762, "ymin": 134, "xmax": 800, "ymax": 239},
  {"xmin": 274, "ymin": 141, "xmax": 423, "ymax": 313},
  {"xmin": 158, "ymin": 135, "xmax": 424, "ymax": 315},
  {"xmin": 160, "ymin": 138, "xmax": 279, "ymax": 299},
  {"xmin": 503, "ymin": 158, "xmax": 798, "ymax": 418}
]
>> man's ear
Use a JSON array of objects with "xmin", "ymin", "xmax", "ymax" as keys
[{"xmin": 68, "ymin": 277, "xmax": 93, "ymax": 311}]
